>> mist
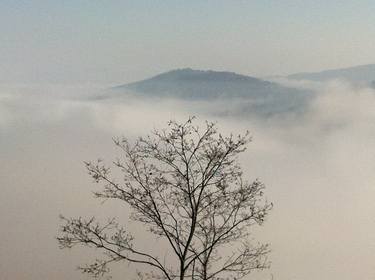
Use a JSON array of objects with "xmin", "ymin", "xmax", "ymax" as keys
[{"xmin": 1, "ymin": 81, "xmax": 375, "ymax": 280}]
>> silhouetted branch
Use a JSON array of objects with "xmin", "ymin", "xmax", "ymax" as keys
[{"xmin": 58, "ymin": 117, "xmax": 271, "ymax": 280}]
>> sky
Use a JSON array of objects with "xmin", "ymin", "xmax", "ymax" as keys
[{"xmin": 1, "ymin": 0, "xmax": 375, "ymax": 84}]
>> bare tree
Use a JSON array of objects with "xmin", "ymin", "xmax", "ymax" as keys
[{"xmin": 58, "ymin": 117, "xmax": 272, "ymax": 280}]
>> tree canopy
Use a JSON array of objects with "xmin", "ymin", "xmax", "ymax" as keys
[{"xmin": 58, "ymin": 117, "xmax": 272, "ymax": 280}]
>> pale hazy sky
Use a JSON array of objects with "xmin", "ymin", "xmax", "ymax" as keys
[{"xmin": 2, "ymin": 0, "xmax": 375, "ymax": 84}]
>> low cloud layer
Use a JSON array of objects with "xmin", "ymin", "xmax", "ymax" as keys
[{"xmin": 1, "ymin": 81, "xmax": 375, "ymax": 280}]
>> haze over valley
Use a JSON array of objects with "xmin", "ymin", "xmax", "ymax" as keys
[{"xmin": 2, "ymin": 64, "xmax": 375, "ymax": 279}]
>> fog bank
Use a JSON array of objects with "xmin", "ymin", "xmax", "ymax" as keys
[{"xmin": 1, "ymin": 81, "xmax": 375, "ymax": 280}]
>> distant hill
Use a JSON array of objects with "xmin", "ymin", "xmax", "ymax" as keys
[
  {"xmin": 110, "ymin": 68, "xmax": 312, "ymax": 116},
  {"xmin": 107, "ymin": 68, "xmax": 313, "ymax": 116},
  {"xmin": 114, "ymin": 68, "xmax": 304, "ymax": 99},
  {"xmin": 288, "ymin": 64, "xmax": 375, "ymax": 86}
]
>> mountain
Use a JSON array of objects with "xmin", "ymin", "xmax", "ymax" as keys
[
  {"xmin": 115, "ymin": 69, "xmax": 262, "ymax": 98},
  {"xmin": 288, "ymin": 64, "xmax": 375, "ymax": 85},
  {"xmin": 115, "ymin": 68, "xmax": 302, "ymax": 99},
  {"xmin": 110, "ymin": 68, "xmax": 313, "ymax": 116}
]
